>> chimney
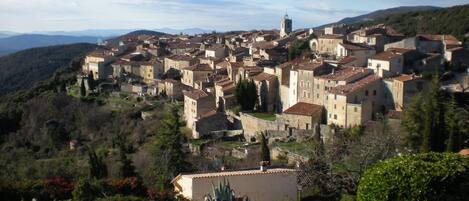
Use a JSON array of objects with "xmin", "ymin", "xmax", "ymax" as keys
[{"xmin": 332, "ymin": 69, "xmax": 335, "ymax": 75}]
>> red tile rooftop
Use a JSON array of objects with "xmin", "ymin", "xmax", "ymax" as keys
[
  {"xmin": 417, "ymin": 34, "xmax": 461, "ymax": 46},
  {"xmin": 184, "ymin": 64, "xmax": 213, "ymax": 71},
  {"xmin": 328, "ymin": 74, "xmax": 381, "ymax": 95},
  {"xmin": 183, "ymin": 89, "xmax": 209, "ymax": 100},
  {"xmin": 250, "ymin": 72, "xmax": 277, "ymax": 82},
  {"xmin": 319, "ymin": 34, "xmax": 344, "ymax": 39},
  {"xmin": 283, "ymin": 102, "xmax": 323, "ymax": 116},
  {"xmin": 371, "ymin": 51, "xmax": 402, "ymax": 61},
  {"xmin": 296, "ymin": 61, "xmax": 328, "ymax": 71},
  {"xmin": 340, "ymin": 42, "xmax": 371, "ymax": 51},
  {"xmin": 319, "ymin": 67, "xmax": 372, "ymax": 82},
  {"xmin": 166, "ymin": 54, "xmax": 194, "ymax": 61},
  {"xmin": 391, "ymin": 74, "xmax": 422, "ymax": 82},
  {"xmin": 338, "ymin": 56, "xmax": 358, "ymax": 65},
  {"xmin": 174, "ymin": 168, "xmax": 296, "ymax": 181}
]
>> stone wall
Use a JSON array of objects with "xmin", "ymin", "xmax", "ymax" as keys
[{"xmin": 239, "ymin": 112, "xmax": 285, "ymax": 141}]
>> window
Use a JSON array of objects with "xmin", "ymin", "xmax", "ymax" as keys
[
  {"xmin": 334, "ymin": 94, "xmax": 337, "ymax": 100},
  {"xmin": 317, "ymin": 94, "xmax": 319, "ymax": 98},
  {"xmin": 354, "ymin": 107, "xmax": 358, "ymax": 112},
  {"xmin": 365, "ymin": 90, "xmax": 369, "ymax": 96},
  {"xmin": 373, "ymin": 90, "xmax": 377, "ymax": 96},
  {"xmin": 334, "ymin": 104, "xmax": 336, "ymax": 109},
  {"xmin": 303, "ymin": 91, "xmax": 307, "ymax": 98},
  {"xmin": 317, "ymin": 84, "xmax": 319, "ymax": 89},
  {"xmin": 377, "ymin": 63, "xmax": 381, "ymax": 68},
  {"xmin": 368, "ymin": 62, "xmax": 372, "ymax": 67},
  {"xmin": 334, "ymin": 114, "xmax": 337, "ymax": 120}
]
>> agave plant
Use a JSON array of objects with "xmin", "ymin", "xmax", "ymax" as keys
[{"xmin": 204, "ymin": 179, "xmax": 249, "ymax": 201}]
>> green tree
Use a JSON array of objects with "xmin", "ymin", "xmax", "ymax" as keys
[
  {"xmin": 259, "ymin": 133, "xmax": 270, "ymax": 163},
  {"xmin": 118, "ymin": 143, "xmax": 137, "ymax": 179},
  {"xmin": 234, "ymin": 79, "xmax": 258, "ymax": 111},
  {"xmin": 446, "ymin": 95, "xmax": 459, "ymax": 152},
  {"xmin": 87, "ymin": 146, "xmax": 108, "ymax": 179},
  {"xmin": 79, "ymin": 78, "xmax": 87, "ymax": 97},
  {"xmin": 152, "ymin": 105, "xmax": 186, "ymax": 189},
  {"xmin": 402, "ymin": 93, "xmax": 425, "ymax": 152},
  {"xmin": 288, "ymin": 39, "xmax": 309, "ymax": 61},
  {"xmin": 357, "ymin": 153, "xmax": 469, "ymax": 201},
  {"xmin": 421, "ymin": 72, "xmax": 445, "ymax": 152}
]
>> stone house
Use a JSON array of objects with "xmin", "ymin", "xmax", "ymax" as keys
[
  {"xmin": 294, "ymin": 61, "xmax": 333, "ymax": 105},
  {"xmin": 139, "ymin": 60, "xmax": 164, "ymax": 84},
  {"xmin": 282, "ymin": 102, "xmax": 323, "ymax": 130},
  {"xmin": 326, "ymin": 74, "xmax": 383, "ymax": 127},
  {"xmin": 214, "ymin": 78, "xmax": 236, "ymax": 112},
  {"xmin": 250, "ymin": 72, "xmax": 278, "ymax": 112},
  {"xmin": 158, "ymin": 79, "xmax": 186, "ymax": 100},
  {"xmin": 183, "ymin": 89, "xmax": 217, "ymax": 138},
  {"xmin": 164, "ymin": 54, "xmax": 198, "ymax": 73},
  {"xmin": 181, "ymin": 64, "xmax": 214, "ymax": 88},
  {"xmin": 205, "ymin": 44, "xmax": 226, "ymax": 59},
  {"xmin": 82, "ymin": 50, "xmax": 116, "ymax": 80},
  {"xmin": 336, "ymin": 42, "xmax": 376, "ymax": 67},
  {"xmin": 368, "ymin": 50, "xmax": 404, "ymax": 77},
  {"xmin": 324, "ymin": 24, "xmax": 348, "ymax": 35},
  {"xmin": 310, "ymin": 34, "xmax": 345, "ymax": 56},
  {"xmin": 383, "ymin": 74, "xmax": 427, "ymax": 111},
  {"xmin": 349, "ymin": 25, "xmax": 404, "ymax": 52},
  {"xmin": 312, "ymin": 67, "xmax": 374, "ymax": 107},
  {"xmin": 172, "ymin": 167, "xmax": 298, "ymax": 201}
]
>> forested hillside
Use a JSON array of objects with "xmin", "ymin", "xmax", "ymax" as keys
[
  {"xmin": 0, "ymin": 43, "xmax": 97, "ymax": 96},
  {"xmin": 355, "ymin": 4, "xmax": 469, "ymax": 45}
]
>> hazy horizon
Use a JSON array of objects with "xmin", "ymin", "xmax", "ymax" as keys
[{"xmin": 1, "ymin": 0, "xmax": 469, "ymax": 33}]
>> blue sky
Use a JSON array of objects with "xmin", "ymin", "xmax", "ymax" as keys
[{"xmin": 0, "ymin": 0, "xmax": 468, "ymax": 33}]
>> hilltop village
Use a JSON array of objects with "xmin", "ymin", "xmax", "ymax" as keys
[{"xmin": 76, "ymin": 14, "xmax": 469, "ymax": 200}]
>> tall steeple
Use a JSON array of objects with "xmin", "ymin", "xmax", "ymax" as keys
[{"xmin": 280, "ymin": 12, "xmax": 292, "ymax": 38}]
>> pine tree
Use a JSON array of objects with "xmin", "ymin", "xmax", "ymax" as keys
[
  {"xmin": 152, "ymin": 105, "xmax": 186, "ymax": 189},
  {"xmin": 445, "ymin": 95, "xmax": 459, "ymax": 152},
  {"xmin": 260, "ymin": 133, "xmax": 270, "ymax": 163}
]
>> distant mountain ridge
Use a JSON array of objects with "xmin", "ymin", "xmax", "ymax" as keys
[
  {"xmin": 317, "ymin": 6, "xmax": 441, "ymax": 28},
  {"xmin": 0, "ymin": 34, "xmax": 101, "ymax": 57}
]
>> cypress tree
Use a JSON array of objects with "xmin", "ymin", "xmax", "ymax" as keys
[
  {"xmin": 87, "ymin": 146, "xmax": 107, "ymax": 179},
  {"xmin": 79, "ymin": 78, "xmax": 87, "ymax": 97},
  {"xmin": 260, "ymin": 133, "xmax": 270, "ymax": 163},
  {"xmin": 445, "ymin": 95, "xmax": 459, "ymax": 152},
  {"xmin": 402, "ymin": 93, "xmax": 425, "ymax": 152},
  {"xmin": 118, "ymin": 143, "xmax": 137, "ymax": 178}
]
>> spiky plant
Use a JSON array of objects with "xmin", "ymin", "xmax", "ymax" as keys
[{"xmin": 204, "ymin": 179, "xmax": 249, "ymax": 201}]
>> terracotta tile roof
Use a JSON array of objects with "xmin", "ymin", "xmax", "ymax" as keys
[
  {"xmin": 328, "ymin": 74, "xmax": 381, "ymax": 95},
  {"xmin": 183, "ymin": 89, "xmax": 209, "ymax": 100},
  {"xmin": 250, "ymin": 72, "xmax": 277, "ymax": 82},
  {"xmin": 166, "ymin": 54, "xmax": 194, "ymax": 61},
  {"xmin": 371, "ymin": 50, "xmax": 402, "ymax": 61},
  {"xmin": 319, "ymin": 67, "xmax": 372, "ymax": 82},
  {"xmin": 284, "ymin": 102, "xmax": 323, "ymax": 116},
  {"xmin": 198, "ymin": 110, "xmax": 218, "ymax": 120},
  {"xmin": 340, "ymin": 42, "xmax": 371, "ymax": 51},
  {"xmin": 251, "ymin": 41, "xmax": 277, "ymax": 49},
  {"xmin": 319, "ymin": 34, "xmax": 344, "ymax": 39},
  {"xmin": 385, "ymin": 47, "xmax": 414, "ymax": 54},
  {"xmin": 338, "ymin": 56, "xmax": 357, "ymax": 65},
  {"xmin": 417, "ymin": 34, "xmax": 461, "ymax": 46},
  {"xmin": 174, "ymin": 168, "xmax": 296, "ymax": 181},
  {"xmin": 184, "ymin": 64, "xmax": 213, "ymax": 71},
  {"xmin": 392, "ymin": 74, "xmax": 422, "ymax": 82},
  {"xmin": 296, "ymin": 61, "xmax": 327, "ymax": 71},
  {"xmin": 459, "ymin": 149, "xmax": 469, "ymax": 156},
  {"xmin": 88, "ymin": 50, "xmax": 112, "ymax": 58}
]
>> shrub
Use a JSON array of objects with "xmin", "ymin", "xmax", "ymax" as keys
[{"xmin": 357, "ymin": 152, "xmax": 469, "ymax": 201}]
